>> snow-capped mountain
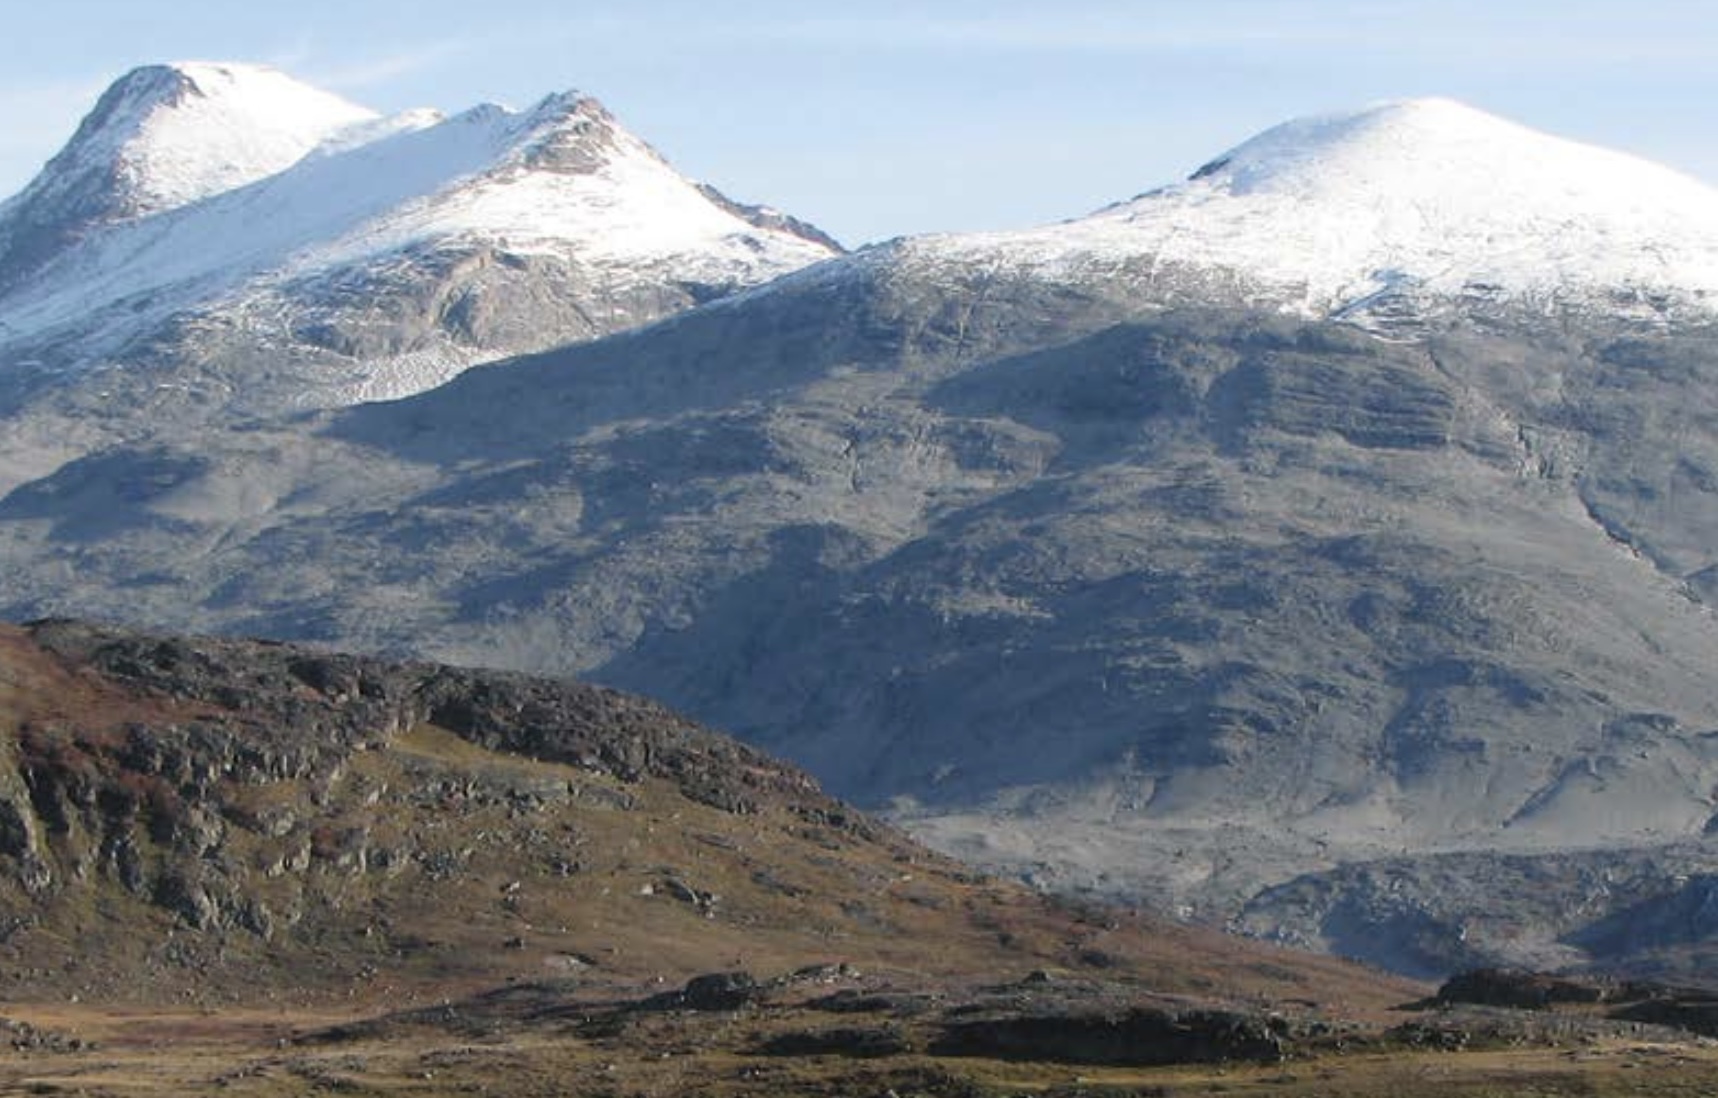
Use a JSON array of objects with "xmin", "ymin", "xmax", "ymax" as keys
[
  {"xmin": 7, "ymin": 92, "xmax": 1718, "ymax": 979},
  {"xmin": 0, "ymin": 62, "xmax": 840, "ymax": 410},
  {"xmin": 877, "ymin": 98, "xmax": 1718, "ymax": 331}
]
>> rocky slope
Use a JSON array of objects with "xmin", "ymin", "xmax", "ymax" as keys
[
  {"xmin": 6, "ymin": 99, "xmax": 1718, "ymax": 978},
  {"xmin": 21, "ymin": 628, "xmax": 1718, "ymax": 1097}
]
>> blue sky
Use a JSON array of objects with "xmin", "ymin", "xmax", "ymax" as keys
[{"xmin": 4, "ymin": 1, "xmax": 1717, "ymax": 245}]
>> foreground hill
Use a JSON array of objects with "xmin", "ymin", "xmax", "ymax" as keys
[
  {"xmin": 15, "ymin": 621, "xmax": 1718, "ymax": 1097},
  {"xmin": 0, "ymin": 618, "xmax": 1394, "ymax": 1008},
  {"xmin": 0, "ymin": 618, "xmax": 1465, "ymax": 1095}
]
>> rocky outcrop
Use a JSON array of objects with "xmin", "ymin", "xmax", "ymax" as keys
[
  {"xmin": 643, "ymin": 971, "xmax": 766, "ymax": 1012},
  {"xmin": 1436, "ymin": 969, "xmax": 1608, "ymax": 1010},
  {"xmin": 929, "ymin": 1005, "xmax": 1286, "ymax": 1066},
  {"xmin": 1610, "ymin": 992, "xmax": 1718, "ymax": 1037},
  {"xmin": 1432, "ymin": 966, "xmax": 1718, "ymax": 1043},
  {"xmin": 25, "ymin": 619, "xmax": 827, "ymax": 817},
  {"xmin": 0, "ymin": 1016, "xmax": 92, "ymax": 1054}
]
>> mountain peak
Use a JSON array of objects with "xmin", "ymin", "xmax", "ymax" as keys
[
  {"xmin": 1188, "ymin": 98, "xmax": 1496, "ymax": 183},
  {"xmin": 0, "ymin": 61, "xmax": 376, "ymax": 288},
  {"xmin": 0, "ymin": 64, "xmax": 842, "ymax": 408},
  {"xmin": 1185, "ymin": 97, "xmax": 1640, "ymax": 200},
  {"xmin": 509, "ymin": 90, "xmax": 632, "ymax": 174},
  {"xmin": 914, "ymin": 97, "xmax": 1718, "ymax": 325},
  {"xmin": 56, "ymin": 60, "xmax": 377, "ymax": 218}
]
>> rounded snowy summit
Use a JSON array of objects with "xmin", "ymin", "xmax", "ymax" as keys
[{"xmin": 907, "ymin": 97, "xmax": 1718, "ymax": 324}]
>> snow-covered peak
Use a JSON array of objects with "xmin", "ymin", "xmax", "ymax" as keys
[
  {"xmin": 21, "ymin": 61, "xmax": 377, "ymax": 220},
  {"xmin": 909, "ymin": 98, "xmax": 1718, "ymax": 325},
  {"xmin": 0, "ymin": 62, "xmax": 381, "ymax": 290},
  {"xmin": 1186, "ymin": 98, "xmax": 1523, "ymax": 192},
  {"xmin": 1182, "ymin": 96, "xmax": 1717, "ymax": 213}
]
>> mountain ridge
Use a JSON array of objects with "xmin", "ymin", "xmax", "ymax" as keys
[{"xmin": 0, "ymin": 63, "xmax": 842, "ymax": 418}]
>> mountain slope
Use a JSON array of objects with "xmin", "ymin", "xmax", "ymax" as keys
[{"xmin": 5, "ymin": 99, "xmax": 1718, "ymax": 978}]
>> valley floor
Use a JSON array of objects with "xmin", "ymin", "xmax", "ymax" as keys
[{"xmin": 6, "ymin": 978, "xmax": 1718, "ymax": 1098}]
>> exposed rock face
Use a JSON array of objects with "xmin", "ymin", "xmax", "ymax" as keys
[
  {"xmin": 1433, "ymin": 966, "xmax": 1718, "ymax": 1044},
  {"xmin": 0, "ymin": 619, "xmax": 935, "ymax": 1002},
  {"xmin": 24, "ymin": 618, "xmax": 815, "ymax": 813},
  {"xmin": 1235, "ymin": 844, "xmax": 1718, "ymax": 980},
  {"xmin": 1611, "ymin": 992, "xmax": 1718, "ymax": 1037}
]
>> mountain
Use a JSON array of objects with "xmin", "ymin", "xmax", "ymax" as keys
[
  {"xmin": 6, "ymin": 97, "xmax": 1718, "ymax": 980},
  {"xmin": 0, "ymin": 62, "xmax": 840, "ymax": 481}
]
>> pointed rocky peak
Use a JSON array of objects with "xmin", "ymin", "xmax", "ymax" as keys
[
  {"xmin": 469, "ymin": 90, "xmax": 844, "ymax": 250},
  {"xmin": 289, "ymin": 85, "xmax": 846, "ymax": 270},
  {"xmin": 507, "ymin": 91, "xmax": 633, "ymax": 175}
]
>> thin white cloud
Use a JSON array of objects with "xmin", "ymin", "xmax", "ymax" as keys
[{"xmin": 301, "ymin": 40, "xmax": 470, "ymax": 93}]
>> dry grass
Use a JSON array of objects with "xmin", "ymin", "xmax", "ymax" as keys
[{"xmin": 5, "ymin": 998, "xmax": 1718, "ymax": 1098}]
